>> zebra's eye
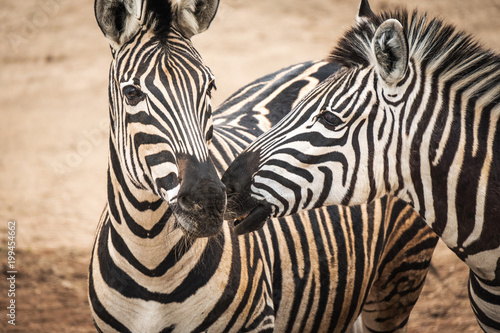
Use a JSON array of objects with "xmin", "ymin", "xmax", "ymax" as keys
[
  {"xmin": 318, "ymin": 110, "xmax": 343, "ymax": 129},
  {"xmin": 123, "ymin": 85, "xmax": 145, "ymax": 106}
]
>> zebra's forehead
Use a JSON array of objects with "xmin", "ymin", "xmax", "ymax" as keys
[
  {"xmin": 114, "ymin": 28, "xmax": 211, "ymax": 80},
  {"xmin": 114, "ymin": 29, "xmax": 214, "ymax": 90}
]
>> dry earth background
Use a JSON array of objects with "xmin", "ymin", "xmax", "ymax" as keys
[{"xmin": 1, "ymin": 0, "xmax": 500, "ymax": 332}]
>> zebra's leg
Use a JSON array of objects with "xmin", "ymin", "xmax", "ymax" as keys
[
  {"xmin": 468, "ymin": 271, "xmax": 500, "ymax": 332},
  {"xmin": 360, "ymin": 214, "xmax": 438, "ymax": 332}
]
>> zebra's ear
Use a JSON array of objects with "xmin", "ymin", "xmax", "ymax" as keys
[
  {"xmin": 372, "ymin": 19, "xmax": 408, "ymax": 85},
  {"xmin": 171, "ymin": 0, "xmax": 220, "ymax": 38},
  {"xmin": 356, "ymin": 0, "xmax": 374, "ymax": 24},
  {"xmin": 95, "ymin": 0, "xmax": 144, "ymax": 50}
]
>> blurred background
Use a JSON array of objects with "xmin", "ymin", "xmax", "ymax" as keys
[{"xmin": 2, "ymin": 0, "xmax": 500, "ymax": 331}]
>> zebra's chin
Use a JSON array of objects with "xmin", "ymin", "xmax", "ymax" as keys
[
  {"xmin": 232, "ymin": 203, "xmax": 273, "ymax": 235},
  {"xmin": 170, "ymin": 202, "xmax": 224, "ymax": 238},
  {"xmin": 224, "ymin": 192, "xmax": 273, "ymax": 235}
]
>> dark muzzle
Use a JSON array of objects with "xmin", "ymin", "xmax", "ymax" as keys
[
  {"xmin": 222, "ymin": 150, "xmax": 272, "ymax": 235},
  {"xmin": 173, "ymin": 154, "xmax": 226, "ymax": 237}
]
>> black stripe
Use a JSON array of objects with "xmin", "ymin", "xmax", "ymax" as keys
[
  {"xmin": 118, "ymin": 195, "xmax": 170, "ymax": 238},
  {"xmin": 469, "ymin": 273, "xmax": 500, "ymax": 330},
  {"xmin": 306, "ymin": 208, "xmax": 332, "ymax": 332},
  {"xmin": 89, "ymin": 218, "xmax": 132, "ymax": 333},
  {"xmin": 342, "ymin": 119, "xmax": 366, "ymax": 205},
  {"xmin": 314, "ymin": 167, "xmax": 333, "ymax": 209},
  {"xmin": 326, "ymin": 206, "xmax": 349, "ymax": 332}
]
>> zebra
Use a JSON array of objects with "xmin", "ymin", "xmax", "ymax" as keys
[
  {"xmin": 89, "ymin": 0, "xmax": 437, "ymax": 331},
  {"xmin": 222, "ymin": 0, "xmax": 500, "ymax": 331}
]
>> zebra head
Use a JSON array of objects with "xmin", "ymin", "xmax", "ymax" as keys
[
  {"xmin": 223, "ymin": 0, "xmax": 413, "ymax": 234},
  {"xmin": 96, "ymin": 0, "xmax": 226, "ymax": 237}
]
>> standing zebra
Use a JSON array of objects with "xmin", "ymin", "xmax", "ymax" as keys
[
  {"xmin": 222, "ymin": 0, "xmax": 500, "ymax": 331},
  {"xmin": 89, "ymin": 0, "xmax": 437, "ymax": 332}
]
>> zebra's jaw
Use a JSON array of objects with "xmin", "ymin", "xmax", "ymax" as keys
[{"xmin": 223, "ymin": 180, "xmax": 274, "ymax": 235}]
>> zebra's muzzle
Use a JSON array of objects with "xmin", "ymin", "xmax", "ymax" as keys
[{"xmin": 167, "ymin": 153, "xmax": 227, "ymax": 238}]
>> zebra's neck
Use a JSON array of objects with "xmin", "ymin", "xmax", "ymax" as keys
[{"xmin": 393, "ymin": 56, "xmax": 500, "ymax": 269}]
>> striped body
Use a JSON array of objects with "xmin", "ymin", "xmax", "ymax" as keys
[
  {"xmin": 91, "ymin": 186, "xmax": 437, "ymax": 332},
  {"xmin": 90, "ymin": 1, "xmax": 437, "ymax": 332},
  {"xmin": 222, "ymin": 1, "xmax": 500, "ymax": 331},
  {"xmin": 89, "ymin": 58, "xmax": 437, "ymax": 332}
]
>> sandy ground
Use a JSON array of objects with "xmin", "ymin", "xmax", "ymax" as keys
[{"xmin": 2, "ymin": 0, "xmax": 500, "ymax": 331}]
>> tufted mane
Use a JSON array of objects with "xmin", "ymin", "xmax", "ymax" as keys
[
  {"xmin": 328, "ymin": 8, "xmax": 498, "ymax": 75},
  {"xmin": 145, "ymin": 0, "xmax": 173, "ymax": 44}
]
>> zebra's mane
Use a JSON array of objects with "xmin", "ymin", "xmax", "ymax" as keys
[
  {"xmin": 144, "ymin": 0, "xmax": 173, "ymax": 44},
  {"xmin": 329, "ymin": 8, "xmax": 499, "ymax": 76}
]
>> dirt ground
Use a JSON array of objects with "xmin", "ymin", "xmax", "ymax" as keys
[{"xmin": 1, "ymin": 0, "xmax": 500, "ymax": 332}]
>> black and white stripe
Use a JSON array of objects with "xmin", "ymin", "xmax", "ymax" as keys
[
  {"xmin": 223, "ymin": 1, "xmax": 500, "ymax": 331},
  {"xmin": 89, "ymin": 0, "xmax": 437, "ymax": 332}
]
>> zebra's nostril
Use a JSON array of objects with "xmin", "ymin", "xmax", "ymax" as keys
[
  {"xmin": 178, "ymin": 195, "xmax": 203, "ymax": 211},
  {"xmin": 178, "ymin": 195, "xmax": 192, "ymax": 211}
]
